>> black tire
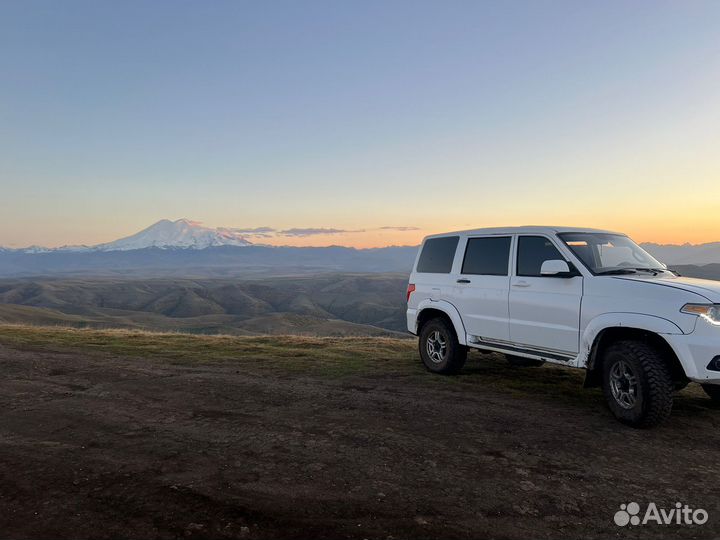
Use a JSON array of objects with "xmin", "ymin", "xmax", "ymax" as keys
[
  {"xmin": 506, "ymin": 355, "xmax": 545, "ymax": 368},
  {"xmin": 418, "ymin": 317, "xmax": 467, "ymax": 374},
  {"xmin": 701, "ymin": 384, "xmax": 720, "ymax": 402},
  {"xmin": 601, "ymin": 340, "xmax": 674, "ymax": 428}
]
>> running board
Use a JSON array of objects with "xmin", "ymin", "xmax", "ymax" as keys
[{"xmin": 467, "ymin": 336, "xmax": 575, "ymax": 363}]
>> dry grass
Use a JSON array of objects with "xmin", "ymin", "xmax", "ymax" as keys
[
  {"xmin": 0, "ymin": 324, "xmax": 711, "ymax": 411},
  {"xmin": 0, "ymin": 324, "xmax": 592, "ymax": 397},
  {"xmin": 0, "ymin": 324, "xmax": 418, "ymax": 375}
]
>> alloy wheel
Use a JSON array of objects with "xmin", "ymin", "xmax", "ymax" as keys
[
  {"xmin": 426, "ymin": 330, "xmax": 447, "ymax": 364},
  {"xmin": 609, "ymin": 359, "xmax": 639, "ymax": 409}
]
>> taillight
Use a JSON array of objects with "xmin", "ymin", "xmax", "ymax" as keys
[{"xmin": 406, "ymin": 283, "xmax": 416, "ymax": 302}]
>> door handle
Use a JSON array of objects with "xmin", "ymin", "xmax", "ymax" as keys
[
  {"xmin": 456, "ymin": 278, "xmax": 471, "ymax": 284},
  {"xmin": 512, "ymin": 281, "xmax": 531, "ymax": 288}
]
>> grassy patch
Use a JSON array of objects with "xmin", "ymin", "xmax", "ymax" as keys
[
  {"xmin": 0, "ymin": 325, "xmax": 712, "ymax": 412},
  {"xmin": 0, "ymin": 324, "xmax": 418, "ymax": 376},
  {"xmin": 0, "ymin": 325, "xmax": 592, "ymax": 398}
]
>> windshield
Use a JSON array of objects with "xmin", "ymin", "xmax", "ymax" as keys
[{"xmin": 557, "ymin": 233, "xmax": 665, "ymax": 275}]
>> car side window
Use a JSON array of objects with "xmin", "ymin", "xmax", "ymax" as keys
[
  {"xmin": 517, "ymin": 236, "xmax": 565, "ymax": 277},
  {"xmin": 416, "ymin": 236, "xmax": 459, "ymax": 273},
  {"xmin": 461, "ymin": 236, "xmax": 511, "ymax": 275}
]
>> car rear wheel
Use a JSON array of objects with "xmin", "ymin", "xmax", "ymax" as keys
[
  {"xmin": 601, "ymin": 340, "xmax": 674, "ymax": 428},
  {"xmin": 419, "ymin": 318, "xmax": 466, "ymax": 374},
  {"xmin": 701, "ymin": 384, "xmax": 720, "ymax": 402}
]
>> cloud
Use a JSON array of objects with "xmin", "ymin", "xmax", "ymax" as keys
[
  {"xmin": 230, "ymin": 226, "xmax": 277, "ymax": 234},
  {"xmin": 279, "ymin": 227, "xmax": 365, "ymax": 237},
  {"xmin": 229, "ymin": 226, "xmax": 277, "ymax": 238},
  {"xmin": 221, "ymin": 225, "xmax": 419, "ymax": 239},
  {"xmin": 379, "ymin": 226, "xmax": 420, "ymax": 231}
]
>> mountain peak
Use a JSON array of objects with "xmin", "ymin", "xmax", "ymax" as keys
[{"xmin": 94, "ymin": 219, "xmax": 253, "ymax": 251}]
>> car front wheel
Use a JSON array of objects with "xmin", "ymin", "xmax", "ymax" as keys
[
  {"xmin": 601, "ymin": 340, "xmax": 674, "ymax": 428},
  {"xmin": 418, "ymin": 317, "xmax": 466, "ymax": 374}
]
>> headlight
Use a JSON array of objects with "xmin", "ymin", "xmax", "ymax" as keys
[{"xmin": 681, "ymin": 304, "xmax": 720, "ymax": 325}]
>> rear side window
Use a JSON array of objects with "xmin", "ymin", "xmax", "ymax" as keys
[
  {"xmin": 517, "ymin": 236, "xmax": 565, "ymax": 276},
  {"xmin": 462, "ymin": 237, "xmax": 511, "ymax": 275},
  {"xmin": 416, "ymin": 236, "xmax": 459, "ymax": 273}
]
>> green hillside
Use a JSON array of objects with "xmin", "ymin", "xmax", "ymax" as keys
[{"xmin": 0, "ymin": 273, "xmax": 408, "ymax": 336}]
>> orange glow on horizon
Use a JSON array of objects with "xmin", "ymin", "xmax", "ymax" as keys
[
  {"xmin": 6, "ymin": 211, "xmax": 720, "ymax": 250},
  {"xmin": 26, "ymin": 226, "xmax": 720, "ymax": 250},
  {"xmin": 252, "ymin": 223, "xmax": 720, "ymax": 249}
]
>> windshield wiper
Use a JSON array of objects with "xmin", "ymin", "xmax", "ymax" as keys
[
  {"xmin": 596, "ymin": 269, "xmax": 638, "ymax": 275},
  {"xmin": 633, "ymin": 268, "xmax": 668, "ymax": 276}
]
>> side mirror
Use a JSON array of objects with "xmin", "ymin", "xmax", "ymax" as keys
[{"xmin": 541, "ymin": 259, "xmax": 572, "ymax": 277}]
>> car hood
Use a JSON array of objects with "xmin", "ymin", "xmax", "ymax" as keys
[{"xmin": 615, "ymin": 274, "xmax": 720, "ymax": 302}]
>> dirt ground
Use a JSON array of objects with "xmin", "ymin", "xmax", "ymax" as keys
[{"xmin": 0, "ymin": 333, "xmax": 718, "ymax": 539}]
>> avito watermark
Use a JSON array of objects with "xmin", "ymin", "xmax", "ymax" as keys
[{"xmin": 614, "ymin": 502, "xmax": 708, "ymax": 527}]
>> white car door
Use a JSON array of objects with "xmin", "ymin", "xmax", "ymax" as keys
[
  {"xmin": 451, "ymin": 235, "xmax": 513, "ymax": 342},
  {"xmin": 413, "ymin": 234, "xmax": 462, "ymax": 304},
  {"xmin": 508, "ymin": 235, "xmax": 583, "ymax": 356}
]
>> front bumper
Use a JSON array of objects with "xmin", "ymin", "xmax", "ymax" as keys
[{"xmin": 665, "ymin": 319, "xmax": 720, "ymax": 384}]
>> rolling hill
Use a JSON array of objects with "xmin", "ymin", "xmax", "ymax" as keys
[
  {"xmin": 0, "ymin": 274, "xmax": 410, "ymax": 336},
  {"xmin": 1, "ymin": 265, "xmax": 719, "ymax": 337}
]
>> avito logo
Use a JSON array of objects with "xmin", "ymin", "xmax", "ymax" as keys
[{"xmin": 614, "ymin": 502, "xmax": 708, "ymax": 527}]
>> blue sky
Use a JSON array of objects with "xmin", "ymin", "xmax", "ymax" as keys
[{"xmin": 1, "ymin": 1, "xmax": 719, "ymax": 247}]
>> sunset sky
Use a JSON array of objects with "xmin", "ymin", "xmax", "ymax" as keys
[{"xmin": 1, "ymin": 1, "xmax": 719, "ymax": 249}]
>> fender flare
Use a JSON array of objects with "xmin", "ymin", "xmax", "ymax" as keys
[
  {"xmin": 578, "ymin": 312, "xmax": 684, "ymax": 368},
  {"xmin": 415, "ymin": 299, "xmax": 467, "ymax": 346}
]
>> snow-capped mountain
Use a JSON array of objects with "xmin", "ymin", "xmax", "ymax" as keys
[
  {"xmin": 93, "ymin": 219, "xmax": 253, "ymax": 251},
  {"xmin": 1, "ymin": 219, "xmax": 253, "ymax": 253}
]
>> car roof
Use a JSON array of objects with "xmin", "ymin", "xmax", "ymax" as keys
[{"xmin": 423, "ymin": 226, "xmax": 623, "ymax": 240}]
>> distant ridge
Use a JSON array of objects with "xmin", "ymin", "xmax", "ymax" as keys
[
  {"xmin": 0, "ymin": 244, "xmax": 419, "ymax": 278},
  {"xmin": 641, "ymin": 241, "xmax": 720, "ymax": 266}
]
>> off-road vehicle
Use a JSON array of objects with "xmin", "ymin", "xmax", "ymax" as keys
[{"xmin": 406, "ymin": 227, "xmax": 720, "ymax": 427}]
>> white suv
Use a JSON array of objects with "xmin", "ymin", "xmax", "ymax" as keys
[{"xmin": 406, "ymin": 226, "xmax": 720, "ymax": 427}]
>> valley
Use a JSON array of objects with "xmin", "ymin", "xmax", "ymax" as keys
[
  {"xmin": 0, "ymin": 274, "xmax": 409, "ymax": 336},
  {"xmin": 1, "ymin": 263, "xmax": 719, "ymax": 338}
]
